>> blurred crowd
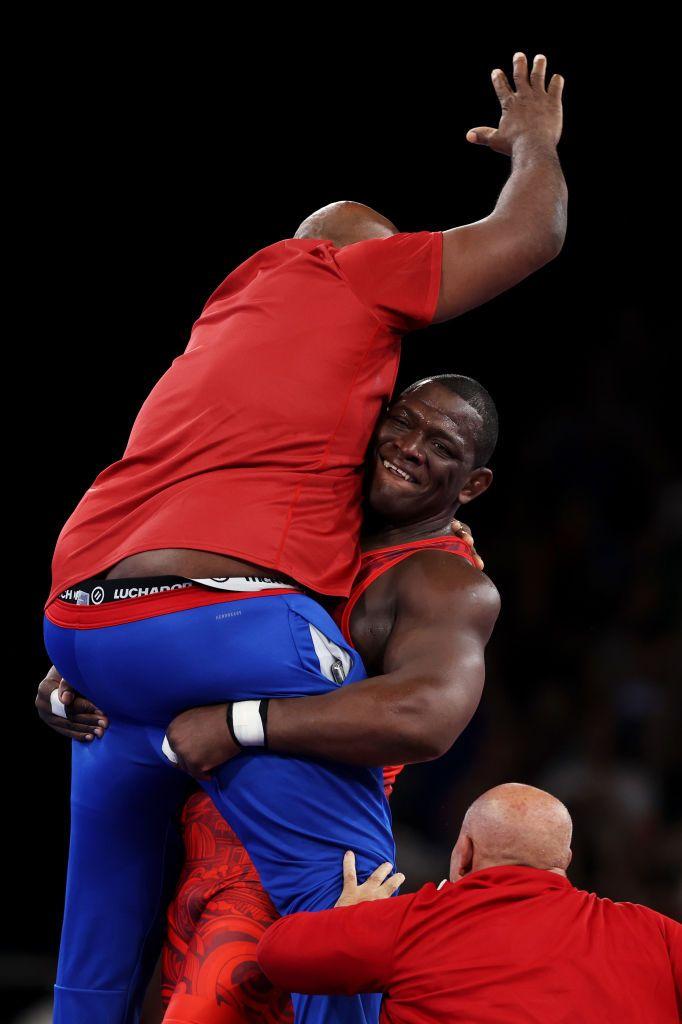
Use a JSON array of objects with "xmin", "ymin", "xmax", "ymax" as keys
[{"xmin": 393, "ymin": 333, "xmax": 681, "ymax": 919}]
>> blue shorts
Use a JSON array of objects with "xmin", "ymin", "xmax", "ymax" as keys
[{"xmin": 44, "ymin": 591, "xmax": 393, "ymax": 1024}]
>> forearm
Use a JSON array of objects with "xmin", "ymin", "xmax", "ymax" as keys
[
  {"xmin": 492, "ymin": 135, "xmax": 568, "ymax": 263},
  {"xmin": 258, "ymin": 900, "xmax": 403, "ymax": 994},
  {"xmin": 436, "ymin": 137, "xmax": 567, "ymax": 321},
  {"xmin": 257, "ymin": 913, "xmax": 366, "ymax": 995},
  {"xmin": 267, "ymin": 670, "xmax": 477, "ymax": 766}
]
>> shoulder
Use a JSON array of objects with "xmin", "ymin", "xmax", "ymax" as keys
[
  {"xmin": 392, "ymin": 550, "xmax": 500, "ymax": 630},
  {"xmin": 576, "ymin": 889, "xmax": 679, "ymax": 937},
  {"xmin": 395, "ymin": 548, "xmax": 500, "ymax": 606}
]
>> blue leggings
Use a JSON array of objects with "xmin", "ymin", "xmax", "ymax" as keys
[{"xmin": 45, "ymin": 592, "xmax": 394, "ymax": 1024}]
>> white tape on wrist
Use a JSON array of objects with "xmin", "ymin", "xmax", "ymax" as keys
[
  {"xmin": 232, "ymin": 700, "xmax": 265, "ymax": 746},
  {"xmin": 50, "ymin": 688, "xmax": 68, "ymax": 719},
  {"xmin": 162, "ymin": 735, "xmax": 179, "ymax": 764}
]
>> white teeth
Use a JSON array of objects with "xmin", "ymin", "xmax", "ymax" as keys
[{"xmin": 382, "ymin": 458, "xmax": 413, "ymax": 482}]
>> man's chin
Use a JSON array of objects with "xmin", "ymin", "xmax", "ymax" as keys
[{"xmin": 367, "ymin": 482, "xmax": 420, "ymax": 521}]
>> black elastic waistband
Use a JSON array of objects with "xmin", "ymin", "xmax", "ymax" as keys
[{"xmin": 58, "ymin": 577, "xmax": 195, "ymax": 606}]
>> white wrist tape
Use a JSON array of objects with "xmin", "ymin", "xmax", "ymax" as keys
[
  {"xmin": 50, "ymin": 688, "xmax": 68, "ymax": 719},
  {"xmin": 162, "ymin": 734, "xmax": 179, "ymax": 764},
  {"xmin": 231, "ymin": 700, "xmax": 266, "ymax": 747}
]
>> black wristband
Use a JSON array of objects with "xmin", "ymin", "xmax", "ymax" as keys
[
  {"xmin": 259, "ymin": 698, "xmax": 270, "ymax": 749},
  {"xmin": 225, "ymin": 702, "xmax": 242, "ymax": 748}
]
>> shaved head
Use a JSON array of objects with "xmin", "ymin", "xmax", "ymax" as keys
[
  {"xmin": 450, "ymin": 783, "xmax": 573, "ymax": 881},
  {"xmin": 295, "ymin": 201, "xmax": 398, "ymax": 249}
]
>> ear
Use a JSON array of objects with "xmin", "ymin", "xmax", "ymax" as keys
[
  {"xmin": 450, "ymin": 833, "xmax": 474, "ymax": 881},
  {"xmin": 458, "ymin": 467, "xmax": 493, "ymax": 506}
]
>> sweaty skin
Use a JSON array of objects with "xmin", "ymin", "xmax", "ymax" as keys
[
  {"xmin": 105, "ymin": 52, "xmax": 566, "ymax": 587},
  {"xmin": 163, "ymin": 379, "xmax": 500, "ymax": 776}
]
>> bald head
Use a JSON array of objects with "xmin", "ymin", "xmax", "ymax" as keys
[
  {"xmin": 450, "ymin": 783, "xmax": 573, "ymax": 881},
  {"xmin": 295, "ymin": 201, "xmax": 398, "ymax": 249}
]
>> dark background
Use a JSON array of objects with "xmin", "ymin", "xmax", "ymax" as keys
[{"xmin": 10, "ymin": 35, "xmax": 680, "ymax": 1019}]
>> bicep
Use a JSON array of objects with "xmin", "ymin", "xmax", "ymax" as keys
[
  {"xmin": 383, "ymin": 613, "xmax": 487, "ymax": 713},
  {"xmin": 381, "ymin": 572, "xmax": 500, "ymax": 727},
  {"xmin": 435, "ymin": 219, "xmax": 543, "ymax": 322}
]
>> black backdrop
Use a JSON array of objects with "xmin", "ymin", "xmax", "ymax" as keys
[{"xmin": 11, "ymin": 36, "xmax": 680, "ymax": 1016}]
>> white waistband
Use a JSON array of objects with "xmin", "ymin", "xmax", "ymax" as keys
[{"xmin": 191, "ymin": 576, "xmax": 294, "ymax": 592}]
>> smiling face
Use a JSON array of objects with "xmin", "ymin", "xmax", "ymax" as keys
[{"xmin": 367, "ymin": 381, "xmax": 493, "ymax": 525}]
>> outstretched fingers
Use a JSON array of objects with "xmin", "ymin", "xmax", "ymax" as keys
[
  {"xmin": 369, "ymin": 861, "xmax": 395, "ymax": 885},
  {"xmin": 382, "ymin": 870, "xmax": 406, "ymax": 897},
  {"xmin": 512, "ymin": 51, "xmax": 529, "ymax": 91},
  {"xmin": 491, "ymin": 66, "xmax": 513, "ymax": 104},
  {"xmin": 343, "ymin": 850, "xmax": 358, "ymax": 887},
  {"xmin": 368, "ymin": 861, "xmax": 406, "ymax": 895},
  {"xmin": 530, "ymin": 53, "xmax": 547, "ymax": 90}
]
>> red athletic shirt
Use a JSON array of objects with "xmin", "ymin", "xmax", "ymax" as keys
[
  {"xmin": 257, "ymin": 866, "xmax": 682, "ymax": 1023},
  {"xmin": 336, "ymin": 535, "xmax": 479, "ymax": 796},
  {"xmin": 49, "ymin": 232, "xmax": 443, "ymax": 605}
]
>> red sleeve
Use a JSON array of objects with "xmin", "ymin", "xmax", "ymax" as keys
[
  {"xmin": 659, "ymin": 913, "xmax": 682, "ymax": 1014},
  {"xmin": 334, "ymin": 231, "xmax": 443, "ymax": 332},
  {"xmin": 257, "ymin": 894, "xmax": 413, "ymax": 995}
]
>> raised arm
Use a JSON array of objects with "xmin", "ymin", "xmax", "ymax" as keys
[
  {"xmin": 434, "ymin": 52, "xmax": 567, "ymax": 323},
  {"xmin": 165, "ymin": 554, "xmax": 499, "ymax": 775}
]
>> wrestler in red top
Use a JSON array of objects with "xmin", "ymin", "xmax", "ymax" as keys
[{"xmin": 39, "ymin": 374, "xmax": 500, "ymax": 1023}]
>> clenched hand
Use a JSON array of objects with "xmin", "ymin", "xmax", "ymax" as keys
[{"xmin": 166, "ymin": 703, "xmax": 241, "ymax": 780}]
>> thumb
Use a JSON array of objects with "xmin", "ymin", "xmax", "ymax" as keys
[
  {"xmin": 58, "ymin": 678, "xmax": 75, "ymax": 705},
  {"xmin": 466, "ymin": 126, "xmax": 497, "ymax": 146}
]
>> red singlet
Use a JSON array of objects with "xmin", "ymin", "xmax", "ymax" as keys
[{"xmin": 49, "ymin": 233, "xmax": 442, "ymax": 604}]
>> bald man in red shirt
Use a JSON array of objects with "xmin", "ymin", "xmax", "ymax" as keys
[{"xmin": 258, "ymin": 783, "xmax": 682, "ymax": 1024}]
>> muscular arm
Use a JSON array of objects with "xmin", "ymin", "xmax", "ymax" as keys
[
  {"xmin": 165, "ymin": 555, "xmax": 499, "ymax": 776},
  {"xmin": 435, "ymin": 52, "xmax": 567, "ymax": 323},
  {"xmin": 267, "ymin": 555, "xmax": 500, "ymax": 765}
]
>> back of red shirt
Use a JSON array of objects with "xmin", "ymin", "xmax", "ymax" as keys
[
  {"xmin": 49, "ymin": 233, "xmax": 442, "ymax": 603},
  {"xmin": 389, "ymin": 870, "xmax": 681, "ymax": 1022},
  {"xmin": 258, "ymin": 867, "xmax": 682, "ymax": 1023}
]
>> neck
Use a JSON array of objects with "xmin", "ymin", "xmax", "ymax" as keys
[
  {"xmin": 467, "ymin": 860, "xmax": 568, "ymax": 878},
  {"xmin": 361, "ymin": 507, "xmax": 459, "ymax": 552}
]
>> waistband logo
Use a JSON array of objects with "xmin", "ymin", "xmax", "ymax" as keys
[{"xmin": 91, "ymin": 586, "xmax": 105, "ymax": 605}]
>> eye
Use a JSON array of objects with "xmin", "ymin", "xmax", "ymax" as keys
[
  {"xmin": 432, "ymin": 440, "xmax": 454, "ymax": 457},
  {"xmin": 390, "ymin": 414, "xmax": 409, "ymax": 428}
]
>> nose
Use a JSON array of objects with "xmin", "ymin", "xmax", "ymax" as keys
[{"xmin": 395, "ymin": 430, "xmax": 426, "ymax": 465}]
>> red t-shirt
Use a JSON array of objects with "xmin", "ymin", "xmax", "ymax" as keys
[
  {"xmin": 257, "ymin": 866, "xmax": 682, "ymax": 1023},
  {"xmin": 49, "ymin": 232, "xmax": 443, "ymax": 604}
]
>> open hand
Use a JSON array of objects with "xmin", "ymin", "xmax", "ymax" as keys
[
  {"xmin": 467, "ymin": 52, "xmax": 564, "ymax": 156},
  {"xmin": 334, "ymin": 851, "xmax": 405, "ymax": 908}
]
